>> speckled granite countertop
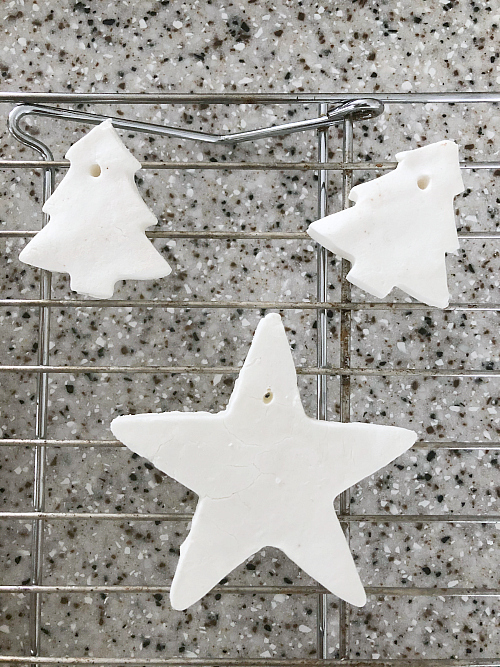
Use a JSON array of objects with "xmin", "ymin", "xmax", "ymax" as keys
[{"xmin": 0, "ymin": 0, "xmax": 499, "ymax": 663}]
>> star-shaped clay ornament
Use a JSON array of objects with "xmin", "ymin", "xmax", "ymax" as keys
[
  {"xmin": 307, "ymin": 140, "xmax": 465, "ymax": 308},
  {"xmin": 111, "ymin": 314, "xmax": 417, "ymax": 610}
]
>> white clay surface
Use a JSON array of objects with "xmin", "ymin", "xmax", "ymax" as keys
[
  {"xmin": 307, "ymin": 140, "xmax": 464, "ymax": 308},
  {"xmin": 19, "ymin": 119, "xmax": 171, "ymax": 298},
  {"xmin": 111, "ymin": 313, "xmax": 417, "ymax": 610}
]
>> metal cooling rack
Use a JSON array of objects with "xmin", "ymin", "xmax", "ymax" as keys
[{"xmin": 0, "ymin": 91, "xmax": 499, "ymax": 666}]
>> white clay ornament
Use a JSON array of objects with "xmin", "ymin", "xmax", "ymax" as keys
[
  {"xmin": 111, "ymin": 313, "xmax": 417, "ymax": 610},
  {"xmin": 19, "ymin": 119, "xmax": 171, "ymax": 298},
  {"xmin": 307, "ymin": 140, "xmax": 465, "ymax": 308}
]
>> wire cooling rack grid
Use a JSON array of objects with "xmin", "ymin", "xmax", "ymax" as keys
[{"xmin": 0, "ymin": 92, "xmax": 499, "ymax": 665}]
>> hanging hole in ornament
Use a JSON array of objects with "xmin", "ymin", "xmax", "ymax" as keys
[
  {"xmin": 263, "ymin": 390, "xmax": 273, "ymax": 404},
  {"xmin": 89, "ymin": 164, "xmax": 102, "ymax": 177},
  {"xmin": 417, "ymin": 175, "xmax": 430, "ymax": 190}
]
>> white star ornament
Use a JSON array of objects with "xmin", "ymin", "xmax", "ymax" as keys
[{"xmin": 111, "ymin": 314, "xmax": 416, "ymax": 610}]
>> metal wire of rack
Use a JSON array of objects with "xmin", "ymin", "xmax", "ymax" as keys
[{"xmin": 0, "ymin": 91, "xmax": 499, "ymax": 665}]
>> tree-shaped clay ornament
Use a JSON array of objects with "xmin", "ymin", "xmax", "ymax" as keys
[
  {"xmin": 111, "ymin": 313, "xmax": 417, "ymax": 610},
  {"xmin": 307, "ymin": 140, "xmax": 464, "ymax": 308},
  {"xmin": 19, "ymin": 119, "xmax": 171, "ymax": 298}
]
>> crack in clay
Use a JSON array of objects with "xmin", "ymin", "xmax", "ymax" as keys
[{"xmin": 207, "ymin": 462, "xmax": 260, "ymax": 500}]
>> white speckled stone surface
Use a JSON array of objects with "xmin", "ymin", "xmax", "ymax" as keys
[{"xmin": 0, "ymin": 0, "xmax": 499, "ymax": 662}]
